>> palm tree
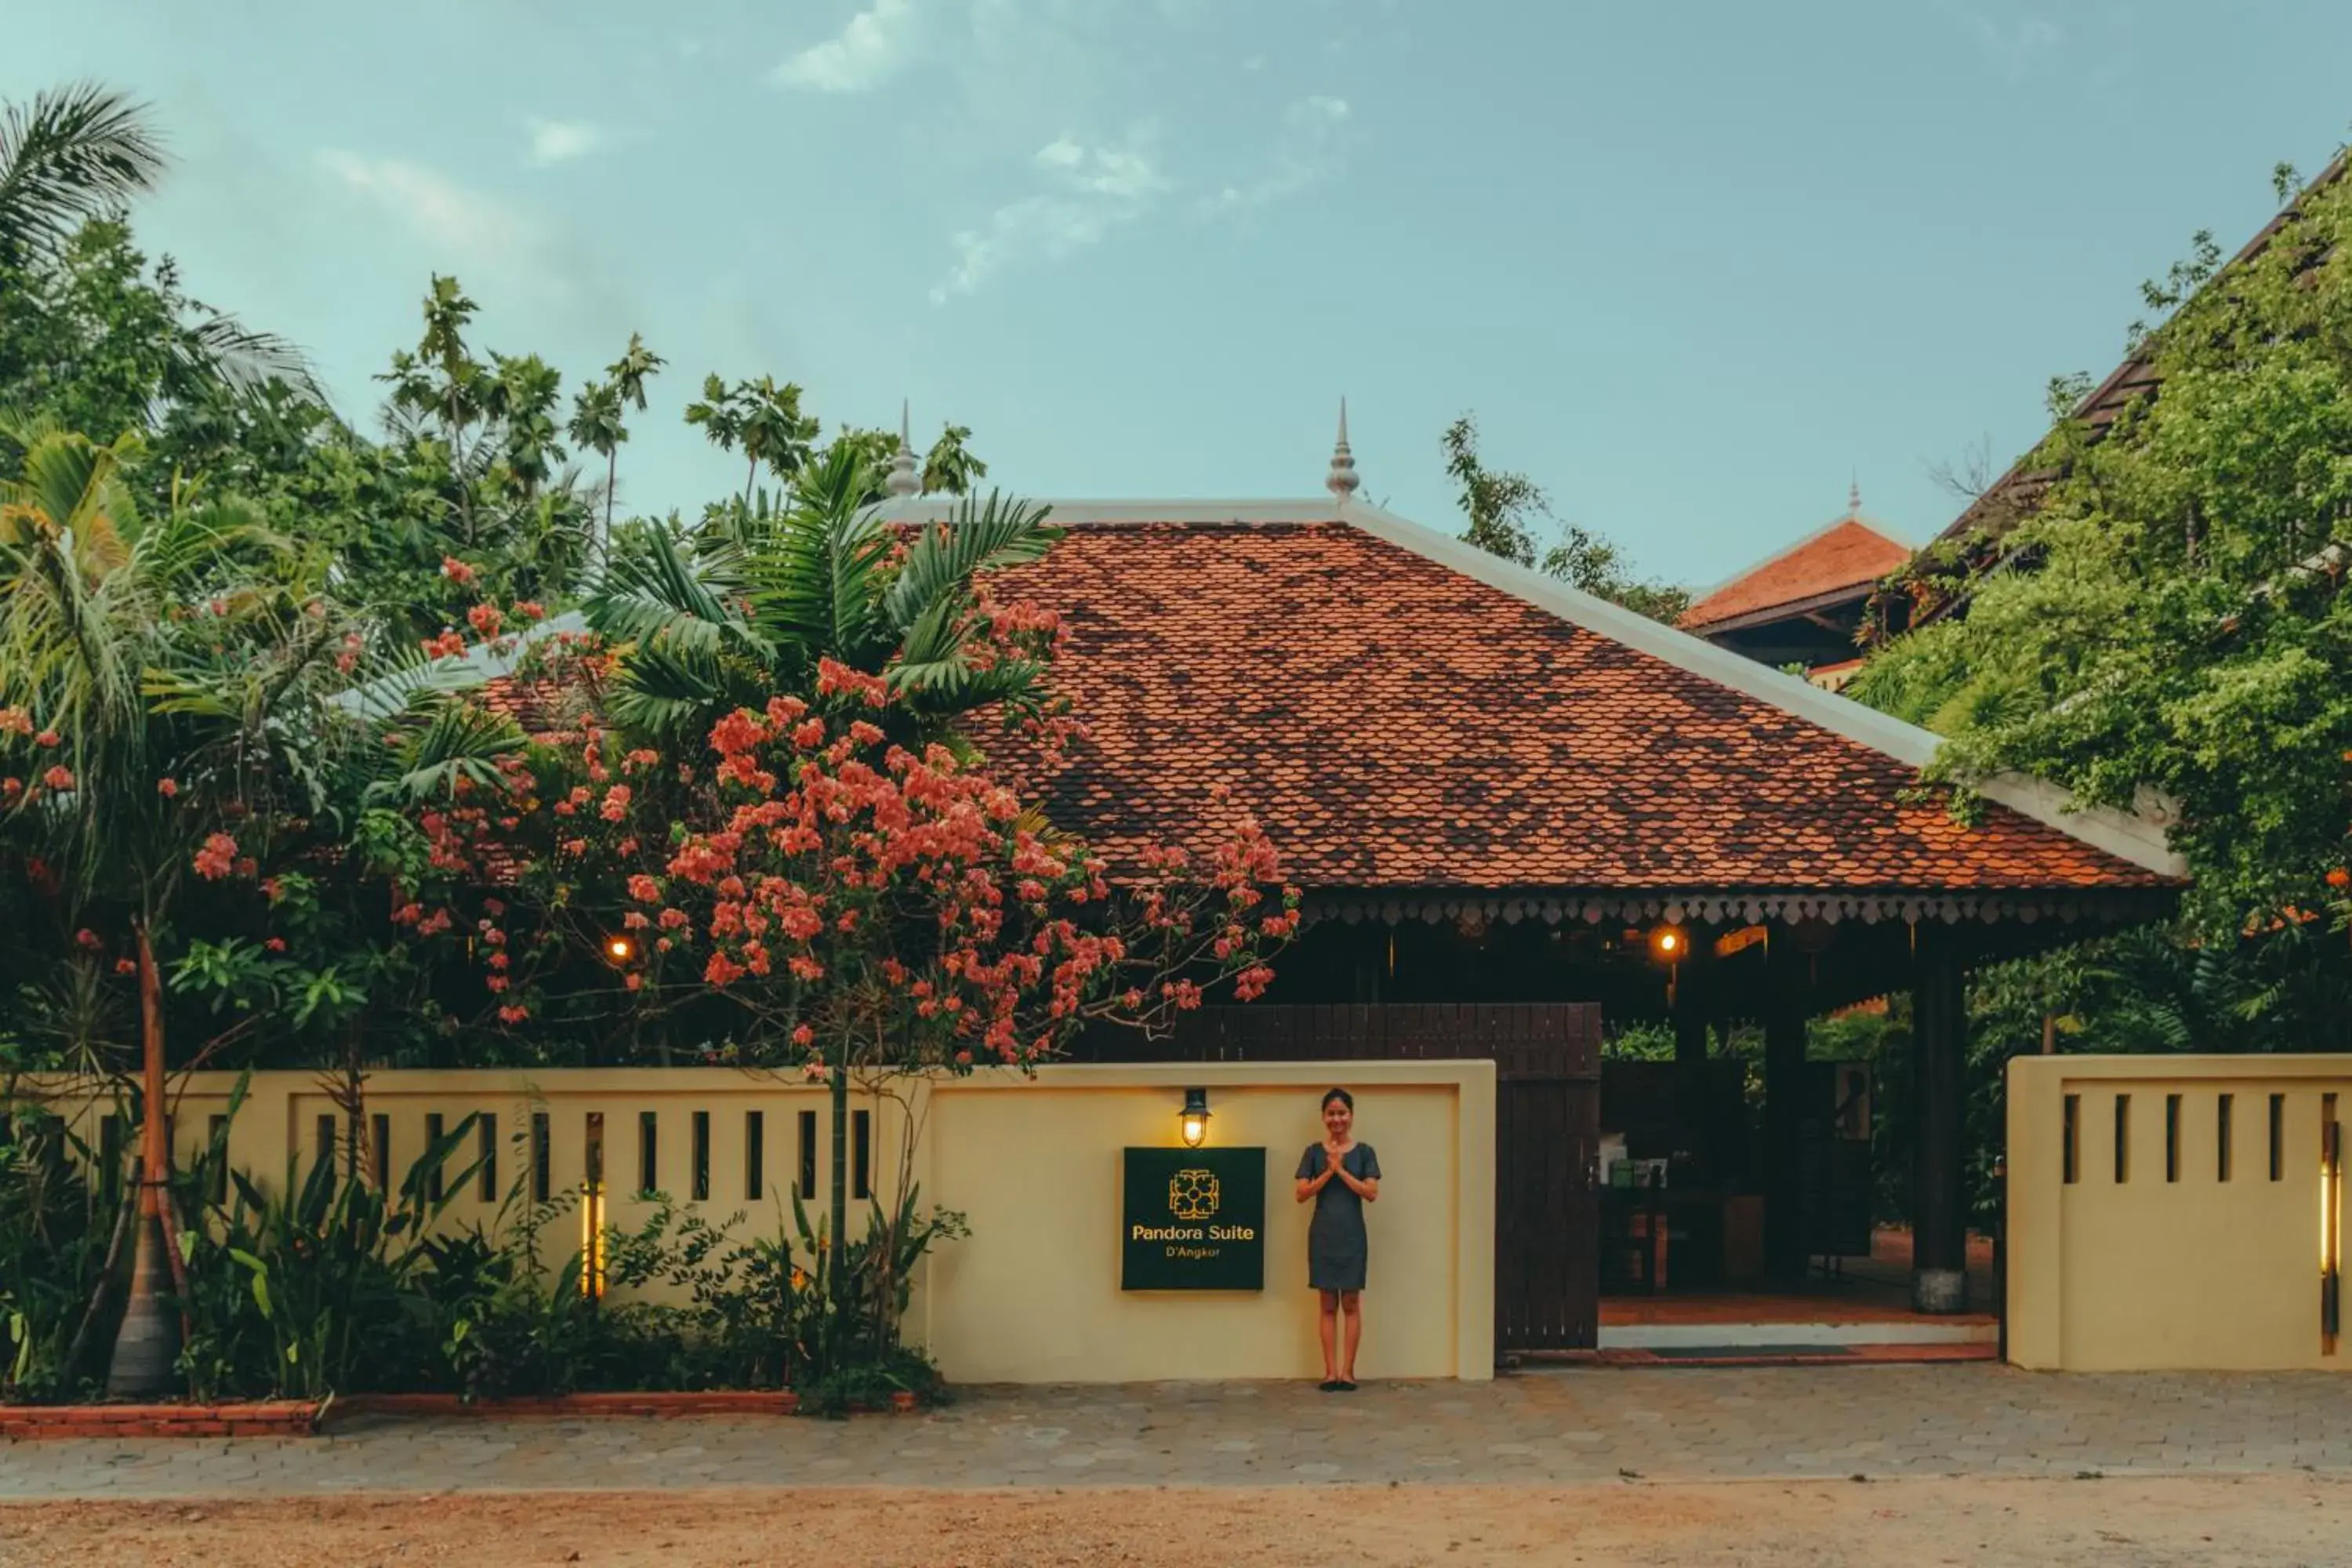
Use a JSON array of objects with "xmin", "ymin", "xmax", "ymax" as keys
[
  {"xmin": 568, "ymin": 379, "xmax": 626, "ymax": 543},
  {"xmin": 586, "ymin": 441, "xmax": 1062, "ymax": 745},
  {"xmin": 0, "ymin": 420, "xmax": 333, "ymax": 1393},
  {"xmin": 608, "ymin": 333, "xmax": 665, "ymax": 419},
  {"xmin": 684, "ymin": 372, "xmax": 744, "ymax": 473},
  {"xmin": 2, "ymin": 85, "xmax": 312, "ymax": 403},
  {"xmin": 736, "ymin": 377, "xmax": 818, "ymax": 504},
  {"xmin": 566, "ymin": 333, "xmax": 666, "ymax": 551},
  {"xmin": 0, "ymin": 83, "xmax": 166, "ymax": 270},
  {"xmin": 687, "ymin": 375, "xmax": 818, "ymax": 508}
]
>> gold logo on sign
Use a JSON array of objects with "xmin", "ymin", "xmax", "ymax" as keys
[{"xmin": 1168, "ymin": 1167, "xmax": 1220, "ymax": 1221}]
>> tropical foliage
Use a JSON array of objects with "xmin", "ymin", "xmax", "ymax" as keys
[
  {"xmin": 0, "ymin": 82, "xmax": 1312, "ymax": 1403},
  {"xmin": 1443, "ymin": 412, "xmax": 1691, "ymax": 622},
  {"xmin": 1853, "ymin": 157, "xmax": 2352, "ymax": 1050}
]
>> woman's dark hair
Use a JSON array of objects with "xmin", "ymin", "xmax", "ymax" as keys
[{"xmin": 1320, "ymin": 1087, "xmax": 1354, "ymax": 1112}]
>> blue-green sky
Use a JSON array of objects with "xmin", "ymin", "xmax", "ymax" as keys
[{"xmin": 11, "ymin": 2, "xmax": 2351, "ymax": 582}]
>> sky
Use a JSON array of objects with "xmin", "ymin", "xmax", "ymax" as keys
[{"xmin": 11, "ymin": 1, "xmax": 2352, "ymax": 587}]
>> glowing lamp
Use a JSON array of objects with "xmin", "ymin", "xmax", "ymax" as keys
[
  {"xmin": 604, "ymin": 935, "xmax": 635, "ymax": 964},
  {"xmin": 1178, "ymin": 1087, "xmax": 1211, "ymax": 1149},
  {"xmin": 1648, "ymin": 925, "xmax": 1686, "ymax": 962}
]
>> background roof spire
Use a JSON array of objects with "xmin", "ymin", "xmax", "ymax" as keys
[
  {"xmin": 1848, "ymin": 474, "xmax": 1862, "ymax": 517},
  {"xmin": 886, "ymin": 399, "xmax": 920, "ymax": 497},
  {"xmin": 1325, "ymin": 397, "xmax": 1361, "ymax": 502}
]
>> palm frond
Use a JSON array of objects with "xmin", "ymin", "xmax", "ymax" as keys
[
  {"xmin": 5, "ymin": 426, "xmax": 140, "ymax": 545},
  {"xmin": 587, "ymin": 523, "xmax": 748, "ymax": 655},
  {"xmin": 738, "ymin": 443, "xmax": 895, "ymax": 664},
  {"xmin": 370, "ymin": 697, "xmax": 526, "ymax": 804},
  {"xmin": 171, "ymin": 310, "xmax": 320, "ymax": 403},
  {"xmin": 0, "ymin": 82, "xmax": 168, "ymax": 261},
  {"xmin": 604, "ymin": 637, "xmax": 739, "ymax": 733},
  {"xmin": 881, "ymin": 489, "xmax": 1060, "ymax": 635}
]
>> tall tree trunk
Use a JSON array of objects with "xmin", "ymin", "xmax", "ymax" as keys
[
  {"xmin": 107, "ymin": 920, "xmax": 178, "ymax": 1396},
  {"xmin": 604, "ymin": 449, "xmax": 618, "ymax": 559},
  {"xmin": 744, "ymin": 455, "xmax": 758, "ymax": 511}
]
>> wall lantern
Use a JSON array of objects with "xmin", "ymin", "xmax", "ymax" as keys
[
  {"xmin": 1647, "ymin": 925, "xmax": 1686, "ymax": 964},
  {"xmin": 604, "ymin": 935, "xmax": 636, "ymax": 965},
  {"xmin": 1178, "ymin": 1087, "xmax": 1211, "ymax": 1149}
]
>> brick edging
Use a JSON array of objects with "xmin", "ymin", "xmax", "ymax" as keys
[
  {"xmin": 0, "ymin": 1401, "xmax": 322, "ymax": 1439},
  {"xmin": 1, "ymin": 1387, "xmax": 938, "ymax": 1438},
  {"xmin": 331, "ymin": 1390, "xmax": 808, "ymax": 1421}
]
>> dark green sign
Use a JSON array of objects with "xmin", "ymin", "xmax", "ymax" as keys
[{"xmin": 1120, "ymin": 1146, "xmax": 1266, "ymax": 1291}]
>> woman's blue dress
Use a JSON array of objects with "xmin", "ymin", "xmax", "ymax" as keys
[{"xmin": 1297, "ymin": 1142, "xmax": 1381, "ymax": 1291}]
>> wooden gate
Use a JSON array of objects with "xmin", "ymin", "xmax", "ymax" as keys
[{"xmin": 1128, "ymin": 1003, "xmax": 1603, "ymax": 1356}]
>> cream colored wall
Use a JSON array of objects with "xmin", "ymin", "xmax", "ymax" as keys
[
  {"xmin": 2008, "ymin": 1055, "xmax": 2349, "ymax": 1372},
  {"xmin": 915, "ymin": 1062, "xmax": 1493, "ymax": 1383},
  {"xmin": 13, "ymin": 1058, "xmax": 1495, "ymax": 1384}
]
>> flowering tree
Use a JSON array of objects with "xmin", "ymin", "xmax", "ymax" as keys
[
  {"xmin": 0, "ymin": 426, "xmax": 365, "ymax": 1392},
  {"xmin": 399, "ymin": 655, "xmax": 1299, "ymax": 1340}
]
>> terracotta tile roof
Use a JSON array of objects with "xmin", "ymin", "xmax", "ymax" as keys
[
  {"xmin": 985, "ymin": 520, "xmax": 2171, "ymax": 894},
  {"xmin": 1679, "ymin": 517, "xmax": 1915, "ymax": 633}
]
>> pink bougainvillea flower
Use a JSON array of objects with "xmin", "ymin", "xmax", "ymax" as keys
[
  {"xmin": 157, "ymin": 777, "xmax": 180, "ymax": 797},
  {"xmin": 193, "ymin": 832, "xmax": 238, "ymax": 880},
  {"xmin": 440, "ymin": 556, "xmax": 477, "ymax": 585},
  {"xmin": 41, "ymin": 765, "xmax": 74, "ymax": 792}
]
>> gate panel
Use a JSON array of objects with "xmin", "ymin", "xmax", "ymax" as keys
[{"xmin": 1138, "ymin": 1000, "xmax": 1603, "ymax": 1356}]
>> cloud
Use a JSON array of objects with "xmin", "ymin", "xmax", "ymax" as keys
[
  {"xmin": 771, "ymin": 0, "xmax": 921, "ymax": 93},
  {"xmin": 314, "ymin": 149, "xmax": 562, "ymax": 295},
  {"xmin": 1941, "ymin": 5, "xmax": 2064, "ymax": 81},
  {"xmin": 1207, "ymin": 95, "xmax": 1352, "ymax": 215},
  {"xmin": 524, "ymin": 118, "xmax": 604, "ymax": 166},
  {"xmin": 931, "ymin": 129, "xmax": 1167, "ymax": 302}
]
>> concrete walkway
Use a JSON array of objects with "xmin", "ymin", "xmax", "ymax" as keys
[{"xmin": 2, "ymin": 1365, "xmax": 2346, "ymax": 1499}]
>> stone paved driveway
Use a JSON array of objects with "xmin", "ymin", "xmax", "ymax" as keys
[{"xmin": 2, "ymin": 1365, "xmax": 2346, "ymax": 1499}]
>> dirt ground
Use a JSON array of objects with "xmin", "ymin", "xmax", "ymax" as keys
[{"xmin": 2, "ymin": 1475, "xmax": 2346, "ymax": 1567}]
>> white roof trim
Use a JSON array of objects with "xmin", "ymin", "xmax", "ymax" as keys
[{"xmin": 869, "ymin": 498, "xmax": 1363, "ymax": 526}]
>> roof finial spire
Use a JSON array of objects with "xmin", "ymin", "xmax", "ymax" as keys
[
  {"xmin": 885, "ymin": 398, "xmax": 920, "ymax": 498},
  {"xmin": 1325, "ymin": 397, "xmax": 1361, "ymax": 502},
  {"xmin": 1848, "ymin": 474, "xmax": 1862, "ymax": 517}
]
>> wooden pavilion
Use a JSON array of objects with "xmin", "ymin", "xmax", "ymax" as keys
[
  {"xmin": 445, "ymin": 426, "xmax": 2184, "ymax": 1354},
  {"xmin": 865, "ymin": 437, "xmax": 2183, "ymax": 1348}
]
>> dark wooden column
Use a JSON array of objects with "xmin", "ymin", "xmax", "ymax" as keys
[
  {"xmin": 1671, "ymin": 937, "xmax": 1711, "ymax": 1141},
  {"xmin": 1911, "ymin": 921, "xmax": 1969, "ymax": 1313},
  {"xmin": 1762, "ymin": 931, "xmax": 1809, "ymax": 1288}
]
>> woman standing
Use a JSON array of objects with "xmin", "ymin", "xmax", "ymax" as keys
[{"xmin": 1294, "ymin": 1087, "xmax": 1381, "ymax": 1392}]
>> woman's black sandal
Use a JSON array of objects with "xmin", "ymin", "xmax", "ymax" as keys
[{"xmin": 1318, "ymin": 1379, "xmax": 1341, "ymax": 1392}]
